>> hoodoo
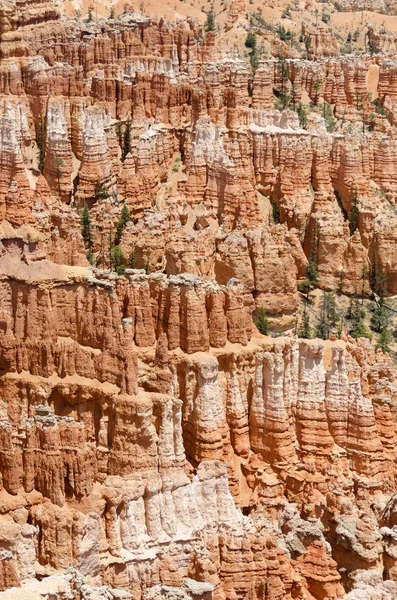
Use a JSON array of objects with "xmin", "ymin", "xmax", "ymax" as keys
[{"xmin": 2, "ymin": 0, "xmax": 397, "ymax": 598}]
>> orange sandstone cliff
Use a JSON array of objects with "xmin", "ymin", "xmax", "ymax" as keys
[{"xmin": 2, "ymin": 0, "xmax": 397, "ymax": 599}]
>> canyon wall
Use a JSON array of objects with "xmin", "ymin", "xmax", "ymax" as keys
[
  {"xmin": 2, "ymin": 1, "xmax": 397, "ymax": 599},
  {"xmin": 1, "ymin": 242, "xmax": 397, "ymax": 600}
]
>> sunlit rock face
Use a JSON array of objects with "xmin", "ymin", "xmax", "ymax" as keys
[{"xmin": 2, "ymin": 0, "xmax": 397, "ymax": 598}]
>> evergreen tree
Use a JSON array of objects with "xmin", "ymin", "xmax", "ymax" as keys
[
  {"xmin": 95, "ymin": 180, "xmax": 109, "ymax": 200},
  {"xmin": 110, "ymin": 245, "xmax": 125, "ymax": 274},
  {"xmin": 87, "ymin": 9, "xmax": 93, "ymax": 21},
  {"xmin": 37, "ymin": 115, "xmax": 45, "ymax": 173},
  {"xmin": 271, "ymin": 199, "xmax": 280, "ymax": 224},
  {"xmin": 122, "ymin": 120, "xmax": 132, "ymax": 161},
  {"xmin": 197, "ymin": 29, "xmax": 204, "ymax": 46},
  {"xmin": 376, "ymin": 326, "xmax": 390, "ymax": 354},
  {"xmin": 297, "ymin": 103, "xmax": 307, "ymax": 128},
  {"xmin": 81, "ymin": 205, "xmax": 93, "ymax": 251},
  {"xmin": 54, "ymin": 157, "xmax": 64, "ymax": 197},
  {"xmin": 204, "ymin": 6, "xmax": 216, "ymax": 32},
  {"xmin": 324, "ymin": 102, "xmax": 337, "ymax": 132},
  {"xmin": 349, "ymin": 190, "xmax": 359, "ymax": 235},
  {"xmin": 370, "ymin": 296, "xmax": 389, "ymax": 334},
  {"xmin": 355, "ymin": 91, "xmax": 363, "ymax": 111},
  {"xmin": 306, "ymin": 221, "xmax": 319, "ymax": 287},
  {"xmin": 307, "ymin": 257, "xmax": 319, "ymax": 286},
  {"xmin": 299, "ymin": 224, "xmax": 319, "ymax": 297},
  {"xmin": 370, "ymin": 237, "xmax": 386, "ymax": 294},
  {"xmin": 348, "ymin": 295, "xmax": 370, "ymax": 339},
  {"xmin": 277, "ymin": 57, "xmax": 289, "ymax": 109},
  {"xmin": 108, "ymin": 231, "xmax": 112, "ymax": 268},
  {"xmin": 115, "ymin": 204, "xmax": 131, "ymax": 244},
  {"xmin": 347, "ymin": 31, "xmax": 353, "ymax": 53},
  {"xmin": 247, "ymin": 34, "xmax": 259, "ymax": 72},
  {"xmin": 336, "ymin": 313, "xmax": 344, "ymax": 339},
  {"xmin": 245, "ymin": 31, "xmax": 256, "ymax": 48},
  {"xmin": 316, "ymin": 291, "xmax": 338, "ymax": 340},
  {"xmin": 305, "ymin": 36, "xmax": 311, "ymax": 59},
  {"xmin": 256, "ymin": 307, "xmax": 268, "ymax": 335},
  {"xmin": 313, "ymin": 78, "xmax": 321, "ymax": 105},
  {"xmin": 370, "ymin": 237, "xmax": 378, "ymax": 292},
  {"xmin": 360, "ymin": 266, "xmax": 367, "ymax": 304},
  {"xmin": 128, "ymin": 250, "xmax": 135, "ymax": 268},
  {"xmin": 338, "ymin": 269, "xmax": 345, "ymax": 295},
  {"xmin": 299, "ymin": 304, "xmax": 311, "ymax": 339},
  {"xmin": 370, "ymin": 272, "xmax": 389, "ymax": 333},
  {"xmin": 110, "ymin": 7, "xmax": 115, "ymax": 18},
  {"xmin": 86, "ymin": 249, "xmax": 95, "ymax": 265},
  {"xmin": 115, "ymin": 121, "xmax": 123, "ymax": 145},
  {"xmin": 251, "ymin": 51, "xmax": 259, "ymax": 73},
  {"xmin": 290, "ymin": 84, "xmax": 298, "ymax": 110}
]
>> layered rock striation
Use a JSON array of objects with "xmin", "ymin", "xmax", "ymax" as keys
[{"xmin": 2, "ymin": 1, "xmax": 397, "ymax": 599}]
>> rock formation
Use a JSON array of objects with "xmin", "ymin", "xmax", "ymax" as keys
[{"xmin": 2, "ymin": 0, "xmax": 397, "ymax": 598}]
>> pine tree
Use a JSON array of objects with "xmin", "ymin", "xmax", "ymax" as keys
[
  {"xmin": 297, "ymin": 103, "xmax": 307, "ymax": 128},
  {"xmin": 256, "ymin": 307, "xmax": 268, "ymax": 335},
  {"xmin": 115, "ymin": 204, "xmax": 131, "ymax": 244},
  {"xmin": 277, "ymin": 57, "xmax": 289, "ymax": 109},
  {"xmin": 95, "ymin": 180, "xmax": 109, "ymax": 200},
  {"xmin": 348, "ymin": 295, "xmax": 370, "ymax": 339},
  {"xmin": 271, "ymin": 199, "xmax": 280, "ymax": 224},
  {"xmin": 349, "ymin": 190, "xmax": 359, "ymax": 235},
  {"xmin": 110, "ymin": 7, "xmax": 115, "ymax": 18},
  {"xmin": 338, "ymin": 269, "xmax": 345, "ymax": 295},
  {"xmin": 355, "ymin": 91, "xmax": 363, "ymax": 111},
  {"xmin": 360, "ymin": 266, "xmax": 367, "ymax": 304},
  {"xmin": 87, "ymin": 9, "xmax": 93, "ymax": 21},
  {"xmin": 37, "ymin": 115, "xmax": 45, "ymax": 173},
  {"xmin": 54, "ymin": 157, "xmax": 64, "ymax": 197},
  {"xmin": 250, "ymin": 49, "xmax": 259, "ymax": 73},
  {"xmin": 122, "ymin": 120, "xmax": 131, "ymax": 161},
  {"xmin": 347, "ymin": 31, "xmax": 353, "ymax": 52},
  {"xmin": 376, "ymin": 326, "xmax": 390, "ymax": 354},
  {"xmin": 290, "ymin": 84, "xmax": 298, "ymax": 110},
  {"xmin": 370, "ymin": 296, "xmax": 389, "ymax": 333},
  {"xmin": 115, "ymin": 121, "xmax": 123, "ymax": 146},
  {"xmin": 313, "ymin": 78, "xmax": 321, "ymax": 105},
  {"xmin": 370, "ymin": 275, "xmax": 389, "ymax": 333},
  {"xmin": 370, "ymin": 236, "xmax": 386, "ymax": 294},
  {"xmin": 306, "ymin": 221, "xmax": 319, "ymax": 287},
  {"xmin": 128, "ymin": 250, "xmax": 135, "ymax": 268},
  {"xmin": 86, "ymin": 249, "xmax": 95, "ymax": 265},
  {"xmin": 307, "ymin": 258, "xmax": 319, "ymax": 286},
  {"xmin": 305, "ymin": 36, "xmax": 311, "ymax": 59},
  {"xmin": 316, "ymin": 292, "xmax": 339, "ymax": 340},
  {"xmin": 298, "ymin": 222, "xmax": 320, "ymax": 297},
  {"xmin": 299, "ymin": 304, "xmax": 311, "ymax": 339},
  {"xmin": 369, "ymin": 113, "xmax": 376, "ymax": 131},
  {"xmin": 204, "ymin": 6, "xmax": 216, "ymax": 32},
  {"xmin": 245, "ymin": 31, "xmax": 256, "ymax": 49},
  {"xmin": 81, "ymin": 205, "xmax": 93, "ymax": 251},
  {"xmin": 317, "ymin": 294, "xmax": 329, "ymax": 340},
  {"xmin": 370, "ymin": 237, "xmax": 378, "ymax": 292},
  {"xmin": 337, "ymin": 314, "xmax": 344, "ymax": 339},
  {"xmin": 247, "ymin": 34, "xmax": 259, "ymax": 72},
  {"xmin": 324, "ymin": 102, "xmax": 337, "ymax": 132},
  {"xmin": 110, "ymin": 245, "xmax": 125, "ymax": 274}
]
